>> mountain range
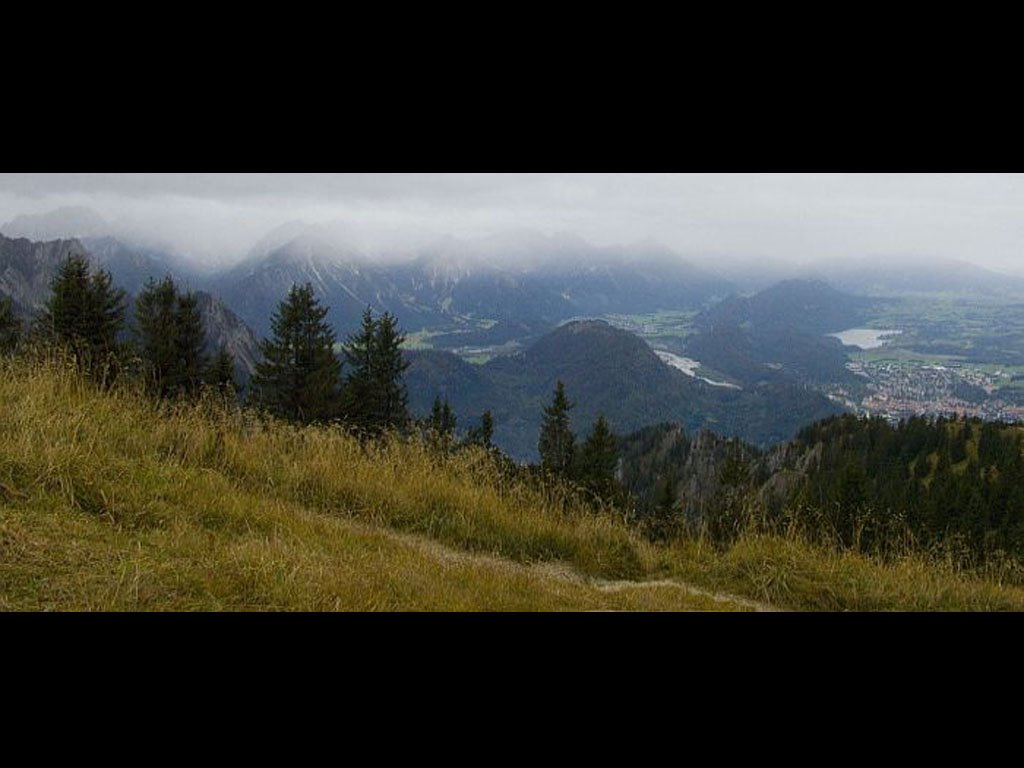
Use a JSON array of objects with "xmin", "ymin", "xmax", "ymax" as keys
[{"xmin": 209, "ymin": 225, "xmax": 735, "ymax": 341}]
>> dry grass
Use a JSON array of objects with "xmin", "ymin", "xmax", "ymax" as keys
[
  {"xmin": 0, "ymin": 356, "xmax": 724, "ymax": 611},
  {"xmin": 3, "ymin": 354, "xmax": 1024, "ymax": 611},
  {"xmin": 642, "ymin": 535, "xmax": 1024, "ymax": 611}
]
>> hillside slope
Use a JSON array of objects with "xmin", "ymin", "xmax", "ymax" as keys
[
  {"xmin": 686, "ymin": 280, "xmax": 869, "ymax": 388},
  {"xmin": 407, "ymin": 320, "xmax": 843, "ymax": 460},
  {"xmin": 3, "ymin": 357, "xmax": 1023, "ymax": 611}
]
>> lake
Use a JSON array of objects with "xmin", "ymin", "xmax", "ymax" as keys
[{"xmin": 829, "ymin": 328, "xmax": 902, "ymax": 350}]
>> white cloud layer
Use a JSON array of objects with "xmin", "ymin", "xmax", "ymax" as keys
[{"xmin": 1, "ymin": 173, "xmax": 1022, "ymax": 274}]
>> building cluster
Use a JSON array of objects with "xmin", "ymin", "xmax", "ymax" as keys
[{"xmin": 828, "ymin": 359, "xmax": 1024, "ymax": 424}]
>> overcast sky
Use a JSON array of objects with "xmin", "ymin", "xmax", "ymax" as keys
[{"xmin": 1, "ymin": 173, "xmax": 1022, "ymax": 273}]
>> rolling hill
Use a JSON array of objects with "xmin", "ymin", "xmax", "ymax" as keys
[
  {"xmin": 406, "ymin": 320, "xmax": 844, "ymax": 460},
  {"xmin": 684, "ymin": 279, "xmax": 869, "ymax": 388}
]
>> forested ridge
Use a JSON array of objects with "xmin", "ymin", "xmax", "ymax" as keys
[{"xmin": 618, "ymin": 414, "xmax": 1024, "ymax": 569}]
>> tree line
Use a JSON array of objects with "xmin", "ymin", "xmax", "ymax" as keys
[
  {"xmin": 3, "ymin": 253, "xmax": 632, "ymax": 503},
  {"xmin": 1, "ymin": 254, "xmax": 238, "ymax": 395},
  {"xmin": 685, "ymin": 413, "xmax": 1024, "ymax": 566}
]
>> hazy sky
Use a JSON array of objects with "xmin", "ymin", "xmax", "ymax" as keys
[{"xmin": 1, "ymin": 173, "xmax": 1023, "ymax": 273}]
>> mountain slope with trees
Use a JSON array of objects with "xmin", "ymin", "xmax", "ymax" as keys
[
  {"xmin": 617, "ymin": 413, "xmax": 1024, "ymax": 568},
  {"xmin": 406, "ymin": 320, "xmax": 844, "ymax": 460},
  {"xmin": 684, "ymin": 279, "xmax": 870, "ymax": 388},
  {"xmin": 0, "ymin": 233, "xmax": 261, "ymax": 381}
]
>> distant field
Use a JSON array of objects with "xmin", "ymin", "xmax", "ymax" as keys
[
  {"xmin": 851, "ymin": 348, "xmax": 967, "ymax": 365},
  {"xmin": 400, "ymin": 329, "xmax": 447, "ymax": 350}
]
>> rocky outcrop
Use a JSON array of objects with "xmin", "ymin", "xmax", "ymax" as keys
[
  {"xmin": 195, "ymin": 291, "xmax": 261, "ymax": 382},
  {"xmin": 0, "ymin": 234, "xmax": 90, "ymax": 316}
]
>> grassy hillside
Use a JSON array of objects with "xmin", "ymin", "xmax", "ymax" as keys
[{"xmin": 3, "ymin": 355, "xmax": 1024, "ymax": 611}]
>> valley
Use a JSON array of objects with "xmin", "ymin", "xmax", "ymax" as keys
[
  {"xmin": 6, "ymin": 212, "xmax": 1024, "ymax": 466},
  {"xmin": 7, "ymin": 185, "xmax": 1024, "ymax": 612},
  {"xmin": 816, "ymin": 299, "xmax": 1024, "ymax": 425}
]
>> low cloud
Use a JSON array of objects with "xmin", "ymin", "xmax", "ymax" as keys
[{"xmin": 1, "ymin": 173, "xmax": 1022, "ymax": 274}]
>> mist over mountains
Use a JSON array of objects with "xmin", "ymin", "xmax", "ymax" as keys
[
  {"xmin": 212, "ymin": 223, "xmax": 734, "ymax": 339},
  {"xmin": 5, "ymin": 204, "xmax": 1023, "ymax": 308},
  {"xmin": 6, "ymin": 204, "xmax": 1024, "ymax": 461}
]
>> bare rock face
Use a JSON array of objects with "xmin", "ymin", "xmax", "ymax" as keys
[
  {"xmin": 676, "ymin": 429, "xmax": 761, "ymax": 517},
  {"xmin": 0, "ymin": 234, "xmax": 91, "ymax": 316},
  {"xmin": 194, "ymin": 291, "xmax": 261, "ymax": 382}
]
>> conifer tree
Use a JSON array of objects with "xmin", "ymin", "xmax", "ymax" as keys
[
  {"xmin": 341, "ymin": 307, "xmax": 410, "ymax": 435},
  {"xmin": 0, "ymin": 296, "xmax": 21, "ymax": 355},
  {"xmin": 538, "ymin": 380, "xmax": 575, "ymax": 475},
  {"xmin": 135, "ymin": 276, "xmax": 178, "ymax": 396},
  {"xmin": 251, "ymin": 283, "xmax": 342, "ymax": 424},
  {"xmin": 373, "ymin": 311, "xmax": 410, "ymax": 431},
  {"xmin": 575, "ymin": 415, "xmax": 620, "ymax": 500},
  {"xmin": 135, "ymin": 276, "xmax": 208, "ymax": 399},
  {"xmin": 480, "ymin": 410, "xmax": 494, "ymax": 448},
  {"xmin": 172, "ymin": 290, "xmax": 207, "ymax": 398},
  {"xmin": 468, "ymin": 410, "xmax": 495, "ymax": 449},
  {"xmin": 36, "ymin": 253, "xmax": 127, "ymax": 380},
  {"xmin": 206, "ymin": 347, "xmax": 239, "ymax": 396},
  {"xmin": 430, "ymin": 396, "xmax": 457, "ymax": 437},
  {"xmin": 428, "ymin": 396, "xmax": 457, "ymax": 452},
  {"xmin": 341, "ymin": 307, "xmax": 377, "ymax": 431},
  {"xmin": 648, "ymin": 473, "xmax": 680, "ymax": 543}
]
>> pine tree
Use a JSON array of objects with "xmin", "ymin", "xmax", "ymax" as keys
[
  {"xmin": 575, "ymin": 415, "xmax": 620, "ymax": 500},
  {"xmin": 251, "ymin": 283, "xmax": 342, "ymax": 424},
  {"xmin": 341, "ymin": 307, "xmax": 377, "ymax": 431},
  {"xmin": 718, "ymin": 440, "xmax": 751, "ymax": 488},
  {"xmin": 135, "ymin": 276, "xmax": 178, "ymax": 396},
  {"xmin": 468, "ymin": 410, "xmax": 495, "ymax": 449},
  {"xmin": 950, "ymin": 425, "xmax": 969, "ymax": 465},
  {"xmin": 36, "ymin": 253, "xmax": 127, "ymax": 380},
  {"xmin": 428, "ymin": 396, "xmax": 458, "ymax": 452},
  {"xmin": 429, "ymin": 396, "xmax": 457, "ymax": 436},
  {"xmin": 135, "ymin": 277, "xmax": 208, "ymax": 399},
  {"xmin": 206, "ymin": 347, "xmax": 239, "ymax": 396},
  {"xmin": 0, "ymin": 296, "xmax": 21, "ymax": 355},
  {"xmin": 538, "ymin": 380, "xmax": 575, "ymax": 476},
  {"xmin": 373, "ymin": 311, "xmax": 410, "ymax": 432},
  {"xmin": 172, "ymin": 290, "xmax": 207, "ymax": 398},
  {"xmin": 648, "ymin": 473, "xmax": 680, "ymax": 543},
  {"xmin": 341, "ymin": 307, "xmax": 410, "ymax": 435},
  {"xmin": 480, "ymin": 410, "xmax": 494, "ymax": 448}
]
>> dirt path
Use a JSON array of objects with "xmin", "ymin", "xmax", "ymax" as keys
[
  {"xmin": 379, "ymin": 526, "xmax": 781, "ymax": 612},
  {"xmin": 592, "ymin": 577, "xmax": 779, "ymax": 612}
]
